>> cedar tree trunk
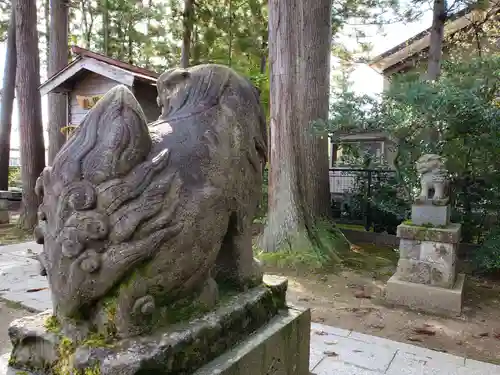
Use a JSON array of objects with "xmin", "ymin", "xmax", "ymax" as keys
[
  {"xmin": 181, "ymin": 0, "xmax": 194, "ymax": 68},
  {"xmin": 427, "ymin": 0, "xmax": 447, "ymax": 80},
  {"xmin": 47, "ymin": 0, "xmax": 69, "ymax": 164},
  {"xmin": 0, "ymin": 8, "xmax": 17, "ymax": 190},
  {"xmin": 261, "ymin": 0, "xmax": 332, "ymax": 252},
  {"xmin": 15, "ymin": 0, "xmax": 46, "ymax": 230}
]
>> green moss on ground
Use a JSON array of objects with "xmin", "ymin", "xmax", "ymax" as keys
[
  {"xmin": 255, "ymin": 221, "xmax": 351, "ymax": 272},
  {"xmin": 0, "ymin": 224, "xmax": 32, "ymax": 246}
]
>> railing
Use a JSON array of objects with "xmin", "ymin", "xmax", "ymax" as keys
[{"xmin": 329, "ymin": 167, "xmax": 398, "ymax": 231}]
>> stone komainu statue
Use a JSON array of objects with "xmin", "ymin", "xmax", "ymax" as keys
[
  {"xmin": 34, "ymin": 64, "xmax": 268, "ymax": 338},
  {"xmin": 415, "ymin": 154, "xmax": 448, "ymax": 202}
]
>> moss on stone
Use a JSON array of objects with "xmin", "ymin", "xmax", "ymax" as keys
[
  {"xmin": 80, "ymin": 365, "xmax": 101, "ymax": 375},
  {"xmin": 52, "ymin": 337, "xmax": 76, "ymax": 375},
  {"xmin": 8, "ymin": 355, "xmax": 16, "ymax": 367},
  {"xmin": 402, "ymin": 220, "xmax": 447, "ymax": 229},
  {"xmin": 44, "ymin": 315, "xmax": 61, "ymax": 334},
  {"xmin": 81, "ymin": 332, "xmax": 114, "ymax": 349}
]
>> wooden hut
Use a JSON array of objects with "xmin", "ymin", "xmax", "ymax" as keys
[{"xmin": 39, "ymin": 46, "xmax": 161, "ymax": 126}]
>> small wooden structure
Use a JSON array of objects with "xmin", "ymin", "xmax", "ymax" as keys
[{"xmin": 39, "ymin": 46, "xmax": 161, "ymax": 126}]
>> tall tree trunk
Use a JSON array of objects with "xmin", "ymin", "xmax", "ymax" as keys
[
  {"xmin": 427, "ymin": 0, "xmax": 447, "ymax": 80},
  {"xmin": 102, "ymin": 0, "xmax": 109, "ymax": 55},
  {"xmin": 191, "ymin": 26, "xmax": 200, "ymax": 65},
  {"xmin": 44, "ymin": 0, "xmax": 50, "ymax": 77},
  {"xmin": 299, "ymin": 0, "xmax": 332, "ymax": 221},
  {"xmin": 227, "ymin": 0, "xmax": 233, "ymax": 67},
  {"xmin": 181, "ymin": 0, "xmax": 194, "ymax": 68},
  {"xmin": 47, "ymin": 0, "xmax": 69, "ymax": 164},
  {"xmin": 261, "ymin": 0, "xmax": 333, "ymax": 252},
  {"xmin": 144, "ymin": 0, "xmax": 152, "ymax": 67},
  {"xmin": 15, "ymin": 0, "xmax": 46, "ymax": 230},
  {"xmin": 127, "ymin": 20, "xmax": 134, "ymax": 64},
  {"xmin": 0, "ymin": 8, "xmax": 17, "ymax": 191}
]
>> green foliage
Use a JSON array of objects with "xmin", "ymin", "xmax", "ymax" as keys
[
  {"xmin": 8, "ymin": 167, "xmax": 21, "ymax": 188},
  {"xmin": 254, "ymin": 164, "xmax": 268, "ymax": 223},
  {"xmin": 475, "ymin": 228, "xmax": 500, "ymax": 272},
  {"xmin": 322, "ymin": 55, "xmax": 500, "ymax": 244}
]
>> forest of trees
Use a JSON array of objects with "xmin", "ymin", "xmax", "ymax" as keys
[{"xmin": 0, "ymin": 0, "xmax": 496, "ymax": 259}]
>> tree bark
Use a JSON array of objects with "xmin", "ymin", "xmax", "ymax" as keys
[
  {"xmin": 180, "ymin": 0, "xmax": 195, "ymax": 68},
  {"xmin": 15, "ymin": 0, "xmax": 46, "ymax": 230},
  {"xmin": 427, "ymin": 0, "xmax": 447, "ymax": 80},
  {"xmin": 261, "ymin": 0, "xmax": 333, "ymax": 252},
  {"xmin": 0, "ymin": 8, "xmax": 17, "ymax": 191},
  {"xmin": 44, "ymin": 0, "xmax": 50, "ymax": 76},
  {"xmin": 227, "ymin": 0, "xmax": 233, "ymax": 67},
  {"xmin": 299, "ymin": 0, "xmax": 332, "ymax": 221},
  {"xmin": 47, "ymin": 0, "xmax": 69, "ymax": 164},
  {"xmin": 102, "ymin": 0, "xmax": 109, "ymax": 55}
]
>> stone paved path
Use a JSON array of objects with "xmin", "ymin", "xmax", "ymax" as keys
[
  {"xmin": 1, "ymin": 242, "xmax": 500, "ymax": 375},
  {"xmin": 0, "ymin": 242, "xmax": 50, "ymax": 312},
  {"xmin": 309, "ymin": 323, "xmax": 500, "ymax": 375}
]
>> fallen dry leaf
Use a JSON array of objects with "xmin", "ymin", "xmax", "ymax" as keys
[
  {"xmin": 473, "ymin": 332, "xmax": 489, "ymax": 338},
  {"xmin": 369, "ymin": 323, "xmax": 385, "ymax": 330},
  {"xmin": 350, "ymin": 245, "xmax": 364, "ymax": 254},
  {"xmin": 407, "ymin": 336, "xmax": 423, "ymax": 342},
  {"xmin": 324, "ymin": 341, "xmax": 338, "ymax": 345},
  {"xmin": 323, "ymin": 351, "xmax": 338, "ymax": 357},
  {"xmin": 298, "ymin": 297, "xmax": 310, "ymax": 302},
  {"xmin": 413, "ymin": 327, "xmax": 436, "ymax": 336},
  {"xmin": 313, "ymin": 330, "xmax": 329, "ymax": 336},
  {"xmin": 354, "ymin": 290, "xmax": 372, "ymax": 299},
  {"xmin": 26, "ymin": 287, "xmax": 48, "ymax": 293}
]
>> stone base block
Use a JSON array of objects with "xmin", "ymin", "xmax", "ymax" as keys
[
  {"xmin": 397, "ymin": 223, "xmax": 461, "ymax": 244},
  {"xmin": 385, "ymin": 273, "xmax": 465, "ymax": 317},
  {"xmin": 194, "ymin": 307, "xmax": 311, "ymax": 375},
  {"xmin": 7, "ymin": 276, "xmax": 296, "ymax": 375},
  {"xmin": 411, "ymin": 204, "xmax": 450, "ymax": 226},
  {"xmin": 0, "ymin": 210, "xmax": 9, "ymax": 224}
]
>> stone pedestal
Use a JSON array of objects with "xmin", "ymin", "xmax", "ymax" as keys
[
  {"xmin": 6, "ymin": 276, "xmax": 311, "ymax": 375},
  {"xmin": 411, "ymin": 201, "xmax": 450, "ymax": 226},
  {"xmin": 0, "ymin": 192, "xmax": 10, "ymax": 225},
  {"xmin": 386, "ymin": 202, "xmax": 464, "ymax": 316},
  {"xmin": 194, "ymin": 308, "xmax": 310, "ymax": 375}
]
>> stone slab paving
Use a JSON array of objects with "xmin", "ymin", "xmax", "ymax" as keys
[
  {"xmin": 310, "ymin": 322, "xmax": 500, "ymax": 375},
  {"xmin": 0, "ymin": 242, "xmax": 50, "ymax": 312},
  {"xmin": 1, "ymin": 242, "xmax": 500, "ymax": 374}
]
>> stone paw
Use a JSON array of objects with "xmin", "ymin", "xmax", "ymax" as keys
[{"xmin": 133, "ymin": 295, "xmax": 155, "ymax": 316}]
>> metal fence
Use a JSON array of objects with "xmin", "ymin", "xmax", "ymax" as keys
[{"xmin": 329, "ymin": 168, "xmax": 398, "ymax": 231}]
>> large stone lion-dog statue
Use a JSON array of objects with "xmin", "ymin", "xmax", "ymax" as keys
[
  {"xmin": 415, "ymin": 153, "xmax": 448, "ymax": 203},
  {"xmin": 34, "ymin": 64, "xmax": 268, "ymax": 338}
]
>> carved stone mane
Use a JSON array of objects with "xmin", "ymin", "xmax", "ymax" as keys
[{"xmin": 35, "ymin": 64, "xmax": 268, "ymax": 339}]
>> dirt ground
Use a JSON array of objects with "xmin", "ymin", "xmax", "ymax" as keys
[
  {"xmin": 264, "ymin": 253, "xmax": 500, "ymax": 366},
  {"xmin": 0, "ymin": 300, "xmax": 33, "ymax": 354}
]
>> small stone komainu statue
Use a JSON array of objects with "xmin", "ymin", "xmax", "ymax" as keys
[{"xmin": 415, "ymin": 153, "xmax": 449, "ymax": 204}]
